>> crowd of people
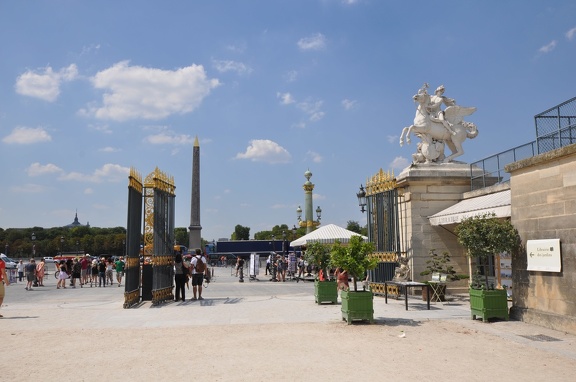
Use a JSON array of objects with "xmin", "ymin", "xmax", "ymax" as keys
[{"xmin": 14, "ymin": 256, "xmax": 126, "ymax": 290}]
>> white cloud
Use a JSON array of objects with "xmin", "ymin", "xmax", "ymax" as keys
[
  {"xmin": 277, "ymin": 92, "xmax": 295, "ymax": 105},
  {"xmin": 235, "ymin": 139, "xmax": 291, "ymax": 164},
  {"xmin": 387, "ymin": 135, "xmax": 398, "ymax": 144},
  {"xmin": 2, "ymin": 126, "xmax": 52, "ymax": 144},
  {"xmin": 15, "ymin": 64, "xmax": 78, "ymax": 102},
  {"xmin": 27, "ymin": 162, "xmax": 63, "ymax": 176},
  {"xmin": 297, "ymin": 33, "xmax": 327, "ymax": 51},
  {"xmin": 98, "ymin": 146, "xmax": 120, "ymax": 152},
  {"xmin": 306, "ymin": 150, "xmax": 323, "ymax": 163},
  {"xmin": 58, "ymin": 163, "xmax": 130, "ymax": 183},
  {"xmin": 297, "ymin": 100, "xmax": 325, "ymax": 121},
  {"xmin": 341, "ymin": 99, "xmax": 357, "ymax": 110},
  {"xmin": 80, "ymin": 61, "xmax": 220, "ymax": 121},
  {"xmin": 538, "ymin": 40, "xmax": 557, "ymax": 54},
  {"xmin": 390, "ymin": 156, "xmax": 409, "ymax": 170},
  {"xmin": 212, "ymin": 59, "xmax": 252, "ymax": 75},
  {"xmin": 144, "ymin": 129, "xmax": 195, "ymax": 145},
  {"xmin": 566, "ymin": 27, "xmax": 576, "ymax": 41},
  {"xmin": 84, "ymin": 188, "xmax": 94, "ymax": 194}
]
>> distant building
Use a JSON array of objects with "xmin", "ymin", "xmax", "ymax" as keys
[{"xmin": 64, "ymin": 211, "xmax": 90, "ymax": 228}]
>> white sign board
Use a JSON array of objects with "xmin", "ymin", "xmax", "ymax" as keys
[{"xmin": 526, "ymin": 239, "xmax": 561, "ymax": 272}]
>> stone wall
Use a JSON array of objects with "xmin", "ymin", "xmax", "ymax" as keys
[
  {"xmin": 506, "ymin": 144, "xmax": 576, "ymax": 334},
  {"xmin": 395, "ymin": 164, "xmax": 480, "ymax": 290}
]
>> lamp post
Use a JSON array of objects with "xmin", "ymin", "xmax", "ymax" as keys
[
  {"xmin": 357, "ymin": 184, "xmax": 367, "ymax": 213},
  {"xmin": 76, "ymin": 240, "xmax": 79, "ymax": 256},
  {"xmin": 31, "ymin": 232, "xmax": 36, "ymax": 257},
  {"xmin": 296, "ymin": 169, "xmax": 322, "ymax": 234},
  {"xmin": 4, "ymin": 244, "xmax": 8, "ymax": 257},
  {"xmin": 122, "ymin": 239, "xmax": 126, "ymax": 258},
  {"xmin": 59, "ymin": 236, "xmax": 64, "ymax": 258}
]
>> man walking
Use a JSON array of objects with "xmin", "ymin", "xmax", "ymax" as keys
[
  {"xmin": 191, "ymin": 249, "xmax": 206, "ymax": 300},
  {"xmin": 115, "ymin": 257, "xmax": 125, "ymax": 287},
  {"xmin": 0, "ymin": 257, "xmax": 10, "ymax": 318}
]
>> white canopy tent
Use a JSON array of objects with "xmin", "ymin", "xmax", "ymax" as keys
[{"xmin": 290, "ymin": 223, "xmax": 367, "ymax": 247}]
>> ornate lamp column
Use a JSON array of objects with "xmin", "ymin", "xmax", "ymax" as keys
[{"xmin": 297, "ymin": 169, "xmax": 321, "ymax": 234}]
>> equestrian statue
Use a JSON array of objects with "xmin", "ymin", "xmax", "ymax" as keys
[{"xmin": 399, "ymin": 83, "xmax": 478, "ymax": 164}]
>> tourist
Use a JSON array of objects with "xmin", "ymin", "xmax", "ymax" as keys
[
  {"xmin": 0, "ymin": 257, "xmax": 10, "ymax": 318},
  {"xmin": 335, "ymin": 267, "xmax": 349, "ymax": 291},
  {"xmin": 25, "ymin": 259, "xmax": 36, "ymax": 291},
  {"xmin": 57, "ymin": 261, "xmax": 68, "ymax": 289},
  {"xmin": 90, "ymin": 259, "xmax": 98, "ymax": 287},
  {"xmin": 98, "ymin": 258, "xmax": 106, "ymax": 287},
  {"xmin": 276, "ymin": 255, "xmax": 285, "ymax": 282},
  {"xmin": 173, "ymin": 253, "xmax": 187, "ymax": 302},
  {"xmin": 17, "ymin": 260, "xmax": 24, "ymax": 282},
  {"xmin": 36, "ymin": 258, "xmax": 46, "ymax": 286},
  {"xmin": 105, "ymin": 258, "xmax": 114, "ymax": 286},
  {"xmin": 115, "ymin": 257, "xmax": 125, "ymax": 287},
  {"xmin": 71, "ymin": 258, "xmax": 81, "ymax": 288},
  {"xmin": 80, "ymin": 255, "xmax": 90, "ymax": 286},
  {"xmin": 191, "ymin": 249, "xmax": 206, "ymax": 300}
]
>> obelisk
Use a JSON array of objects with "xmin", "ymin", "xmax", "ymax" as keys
[{"xmin": 188, "ymin": 136, "xmax": 202, "ymax": 250}]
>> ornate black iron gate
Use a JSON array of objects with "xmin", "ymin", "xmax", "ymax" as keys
[
  {"xmin": 364, "ymin": 169, "xmax": 404, "ymax": 295},
  {"xmin": 123, "ymin": 167, "xmax": 175, "ymax": 308}
]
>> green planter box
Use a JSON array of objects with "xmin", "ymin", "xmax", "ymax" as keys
[
  {"xmin": 314, "ymin": 280, "xmax": 338, "ymax": 304},
  {"xmin": 341, "ymin": 290, "xmax": 374, "ymax": 324},
  {"xmin": 469, "ymin": 288, "xmax": 509, "ymax": 322}
]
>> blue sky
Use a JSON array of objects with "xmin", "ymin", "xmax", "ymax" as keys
[{"xmin": 1, "ymin": 0, "xmax": 575, "ymax": 241}]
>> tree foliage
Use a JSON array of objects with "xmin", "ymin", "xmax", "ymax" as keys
[
  {"xmin": 231, "ymin": 224, "xmax": 250, "ymax": 240},
  {"xmin": 330, "ymin": 235, "xmax": 377, "ymax": 291},
  {"xmin": 303, "ymin": 242, "xmax": 331, "ymax": 280},
  {"xmin": 455, "ymin": 213, "xmax": 521, "ymax": 289}
]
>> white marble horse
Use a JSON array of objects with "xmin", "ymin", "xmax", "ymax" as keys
[{"xmin": 400, "ymin": 91, "xmax": 478, "ymax": 163}]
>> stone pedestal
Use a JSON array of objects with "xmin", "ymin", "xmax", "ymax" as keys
[{"xmin": 395, "ymin": 163, "xmax": 486, "ymax": 287}]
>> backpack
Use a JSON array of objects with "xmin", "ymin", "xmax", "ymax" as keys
[{"xmin": 194, "ymin": 256, "xmax": 206, "ymax": 274}]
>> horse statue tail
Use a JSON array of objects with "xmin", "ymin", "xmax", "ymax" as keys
[{"xmin": 462, "ymin": 121, "xmax": 479, "ymax": 139}]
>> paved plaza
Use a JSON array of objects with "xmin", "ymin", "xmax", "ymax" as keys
[{"xmin": 2, "ymin": 266, "xmax": 575, "ymax": 381}]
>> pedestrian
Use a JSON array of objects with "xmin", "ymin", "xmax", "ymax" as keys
[
  {"xmin": 265, "ymin": 255, "xmax": 270, "ymax": 275},
  {"xmin": 191, "ymin": 248, "xmax": 206, "ymax": 300},
  {"xmin": 90, "ymin": 259, "xmax": 98, "ymax": 287},
  {"xmin": 115, "ymin": 257, "xmax": 125, "ymax": 287},
  {"xmin": 335, "ymin": 267, "xmax": 349, "ymax": 291},
  {"xmin": 0, "ymin": 257, "xmax": 10, "ymax": 318},
  {"xmin": 98, "ymin": 258, "xmax": 106, "ymax": 287},
  {"xmin": 57, "ymin": 261, "xmax": 68, "ymax": 289},
  {"xmin": 105, "ymin": 258, "xmax": 114, "ymax": 286},
  {"xmin": 80, "ymin": 255, "xmax": 90, "ymax": 286},
  {"xmin": 173, "ymin": 253, "xmax": 187, "ymax": 302},
  {"xmin": 36, "ymin": 258, "xmax": 46, "ymax": 286},
  {"xmin": 71, "ymin": 258, "xmax": 81, "ymax": 288},
  {"xmin": 17, "ymin": 260, "xmax": 24, "ymax": 282},
  {"xmin": 237, "ymin": 256, "xmax": 245, "ymax": 283},
  {"xmin": 25, "ymin": 259, "xmax": 36, "ymax": 290},
  {"xmin": 276, "ymin": 255, "xmax": 285, "ymax": 282}
]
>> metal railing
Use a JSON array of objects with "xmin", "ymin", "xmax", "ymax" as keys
[{"xmin": 471, "ymin": 97, "xmax": 576, "ymax": 191}]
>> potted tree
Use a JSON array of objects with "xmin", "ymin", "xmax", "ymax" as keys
[
  {"xmin": 304, "ymin": 241, "xmax": 337, "ymax": 304},
  {"xmin": 455, "ymin": 213, "xmax": 521, "ymax": 322},
  {"xmin": 419, "ymin": 249, "xmax": 458, "ymax": 302},
  {"xmin": 330, "ymin": 236, "xmax": 378, "ymax": 324}
]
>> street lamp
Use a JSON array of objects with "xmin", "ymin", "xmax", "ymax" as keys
[
  {"xmin": 122, "ymin": 239, "xmax": 126, "ymax": 258},
  {"xmin": 4, "ymin": 244, "xmax": 8, "ymax": 256},
  {"xmin": 357, "ymin": 184, "xmax": 367, "ymax": 213},
  {"xmin": 31, "ymin": 232, "xmax": 36, "ymax": 257},
  {"xmin": 60, "ymin": 236, "xmax": 64, "ymax": 258},
  {"xmin": 76, "ymin": 240, "xmax": 79, "ymax": 256}
]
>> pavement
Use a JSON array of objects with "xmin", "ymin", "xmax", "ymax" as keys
[{"xmin": 2, "ymin": 265, "xmax": 576, "ymax": 381}]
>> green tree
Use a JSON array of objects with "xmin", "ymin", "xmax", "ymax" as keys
[
  {"xmin": 232, "ymin": 224, "xmax": 250, "ymax": 240},
  {"xmin": 330, "ymin": 235, "xmax": 377, "ymax": 292},
  {"xmin": 174, "ymin": 227, "xmax": 188, "ymax": 247},
  {"xmin": 346, "ymin": 220, "xmax": 361, "ymax": 234}
]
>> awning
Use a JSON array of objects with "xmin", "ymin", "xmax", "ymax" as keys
[
  {"xmin": 428, "ymin": 189, "xmax": 511, "ymax": 226},
  {"xmin": 290, "ymin": 223, "xmax": 367, "ymax": 247}
]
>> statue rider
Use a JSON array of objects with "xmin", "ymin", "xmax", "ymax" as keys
[{"xmin": 426, "ymin": 85, "xmax": 457, "ymax": 136}]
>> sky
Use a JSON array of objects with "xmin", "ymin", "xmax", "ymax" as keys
[{"xmin": 1, "ymin": 0, "xmax": 575, "ymax": 242}]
